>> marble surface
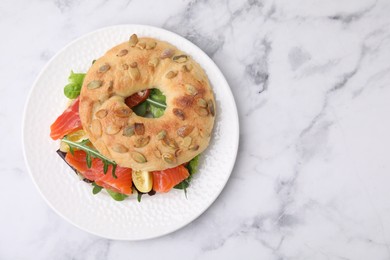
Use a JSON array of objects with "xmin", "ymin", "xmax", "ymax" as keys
[{"xmin": 2, "ymin": 0, "xmax": 390, "ymax": 259}]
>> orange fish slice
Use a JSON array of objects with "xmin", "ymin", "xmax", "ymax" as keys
[
  {"xmin": 152, "ymin": 165, "xmax": 189, "ymax": 193},
  {"xmin": 65, "ymin": 150, "xmax": 132, "ymax": 195},
  {"xmin": 50, "ymin": 98, "xmax": 83, "ymax": 140}
]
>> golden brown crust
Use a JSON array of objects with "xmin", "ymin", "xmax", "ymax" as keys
[{"xmin": 79, "ymin": 35, "xmax": 216, "ymax": 171}]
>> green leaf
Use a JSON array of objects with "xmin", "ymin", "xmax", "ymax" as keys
[
  {"xmin": 146, "ymin": 89, "xmax": 166, "ymax": 117},
  {"xmin": 64, "ymin": 83, "xmax": 81, "ymax": 99},
  {"xmin": 146, "ymin": 98, "xmax": 167, "ymax": 109},
  {"xmin": 137, "ymin": 192, "xmax": 143, "ymax": 202},
  {"xmin": 111, "ymin": 164, "xmax": 117, "ymax": 179},
  {"xmin": 187, "ymin": 155, "xmax": 200, "ymax": 175},
  {"xmin": 106, "ymin": 189, "xmax": 128, "ymax": 201},
  {"xmin": 86, "ymin": 152, "xmax": 92, "ymax": 168},
  {"xmin": 92, "ymin": 183, "xmax": 103, "ymax": 195},
  {"xmin": 149, "ymin": 104, "xmax": 165, "ymax": 118},
  {"xmin": 63, "ymin": 71, "xmax": 85, "ymax": 99},
  {"xmin": 61, "ymin": 137, "xmax": 118, "ymax": 178},
  {"xmin": 103, "ymin": 161, "xmax": 108, "ymax": 174},
  {"xmin": 68, "ymin": 145, "xmax": 74, "ymax": 155},
  {"xmin": 149, "ymin": 89, "xmax": 166, "ymax": 103},
  {"xmin": 174, "ymin": 155, "xmax": 201, "ymax": 196},
  {"xmin": 68, "ymin": 71, "xmax": 85, "ymax": 85},
  {"xmin": 132, "ymin": 101, "xmax": 148, "ymax": 116},
  {"xmin": 174, "ymin": 179, "xmax": 189, "ymax": 190}
]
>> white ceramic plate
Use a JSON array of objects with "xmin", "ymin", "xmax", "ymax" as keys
[{"xmin": 23, "ymin": 25, "xmax": 239, "ymax": 240}]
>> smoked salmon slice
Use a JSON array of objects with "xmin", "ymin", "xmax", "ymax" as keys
[
  {"xmin": 65, "ymin": 150, "xmax": 132, "ymax": 195},
  {"xmin": 50, "ymin": 98, "xmax": 83, "ymax": 140},
  {"xmin": 152, "ymin": 165, "xmax": 189, "ymax": 193}
]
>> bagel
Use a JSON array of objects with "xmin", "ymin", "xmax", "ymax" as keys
[{"xmin": 79, "ymin": 34, "xmax": 216, "ymax": 171}]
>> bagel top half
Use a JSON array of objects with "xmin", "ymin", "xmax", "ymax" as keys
[{"xmin": 79, "ymin": 34, "xmax": 216, "ymax": 171}]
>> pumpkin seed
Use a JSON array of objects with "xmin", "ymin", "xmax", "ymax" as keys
[
  {"xmin": 146, "ymin": 41, "xmax": 157, "ymax": 50},
  {"xmin": 182, "ymin": 136, "xmax": 192, "ymax": 148},
  {"xmin": 122, "ymin": 125, "xmax": 135, "ymax": 137},
  {"xmin": 112, "ymin": 143, "xmax": 128, "ymax": 153},
  {"xmin": 162, "ymin": 153, "xmax": 175, "ymax": 164},
  {"xmin": 189, "ymin": 144, "xmax": 199, "ymax": 151},
  {"xmin": 207, "ymin": 100, "xmax": 215, "ymax": 116},
  {"xmin": 173, "ymin": 55, "xmax": 188, "ymax": 63},
  {"xmin": 106, "ymin": 124, "xmax": 121, "ymax": 135},
  {"xmin": 98, "ymin": 64, "xmax": 110, "ymax": 73},
  {"xmin": 117, "ymin": 49, "xmax": 128, "ymax": 57},
  {"xmin": 130, "ymin": 62, "xmax": 137, "ymax": 68},
  {"xmin": 161, "ymin": 138, "xmax": 178, "ymax": 149},
  {"xmin": 114, "ymin": 108, "xmax": 132, "ymax": 118},
  {"xmin": 182, "ymin": 64, "xmax": 193, "ymax": 72},
  {"xmin": 199, "ymin": 129, "xmax": 204, "ymax": 138},
  {"xmin": 153, "ymin": 147, "xmax": 162, "ymax": 158},
  {"xmin": 177, "ymin": 125, "xmax": 194, "ymax": 137},
  {"xmin": 185, "ymin": 84, "xmax": 197, "ymax": 96},
  {"xmin": 160, "ymin": 48, "xmax": 174, "ymax": 59},
  {"xmin": 173, "ymin": 108, "xmax": 185, "ymax": 120},
  {"xmin": 108, "ymin": 80, "xmax": 114, "ymax": 90},
  {"xmin": 175, "ymin": 149, "xmax": 182, "ymax": 157},
  {"xmin": 156, "ymin": 130, "xmax": 166, "ymax": 140},
  {"xmin": 194, "ymin": 70, "xmax": 204, "ymax": 82},
  {"xmin": 95, "ymin": 109, "xmax": 108, "ymax": 119},
  {"xmin": 130, "ymin": 67, "xmax": 140, "ymax": 80},
  {"xmin": 136, "ymin": 42, "xmax": 146, "ymax": 49},
  {"xmin": 129, "ymin": 34, "xmax": 138, "ymax": 47},
  {"xmin": 195, "ymin": 107, "xmax": 209, "ymax": 117},
  {"xmin": 91, "ymin": 119, "xmax": 102, "ymax": 137},
  {"xmin": 196, "ymin": 98, "xmax": 207, "ymax": 108},
  {"xmin": 148, "ymin": 57, "xmax": 159, "ymax": 68},
  {"xmin": 134, "ymin": 123, "xmax": 145, "ymax": 135},
  {"xmin": 87, "ymin": 80, "xmax": 102, "ymax": 90},
  {"xmin": 131, "ymin": 151, "xmax": 147, "ymax": 163},
  {"xmin": 165, "ymin": 70, "xmax": 178, "ymax": 79},
  {"xmin": 134, "ymin": 136, "xmax": 150, "ymax": 148}
]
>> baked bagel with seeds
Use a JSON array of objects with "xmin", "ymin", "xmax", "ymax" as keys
[{"xmin": 79, "ymin": 34, "xmax": 216, "ymax": 171}]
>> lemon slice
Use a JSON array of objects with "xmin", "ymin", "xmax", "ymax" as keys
[
  {"xmin": 132, "ymin": 170, "xmax": 153, "ymax": 193},
  {"xmin": 60, "ymin": 130, "xmax": 88, "ymax": 152}
]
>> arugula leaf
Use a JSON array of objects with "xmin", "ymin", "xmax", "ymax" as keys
[
  {"xmin": 187, "ymin": 155, "xmax": 200, "ymax": 175},
  {"xmin": 145, "ymin": 89, "xmax": 166, "ymax": 117},
  {"xmin": 106, "ymin": 189, "xmax": 128, "ymax": 201},
  {"xmin": 174, "ymin": 179, "xmax": 189, "ymax": 190},
  {"xmin": 149, "ymin": 104, "xmax": 165, "ymax": 118},
  {"xmin": 133, "ymin": 88, "xmax": 166, "ymax": 118},
  {"xmin": 137, "ymin": 192, "xmax": 143, "ymax": 202},
  {"xmin": 146, "ymin": 98, "xmax": 167, "ymax": 109},
  {"xmin": 149, "ymin": 89, "xmax": 166, "ymax": 104},
  {"xmin": 174, "ymin": 155, "xmax": 201, "ymax": 195},
  {"xmin": 92, "ymin": 182, "xmax": 103, "ymax": 195},
  {"xmin": 63, "ymin": 71, "xmax": 85, "ymax": 99},
  {"xmin": 103, "ymin": 161, "xmax": 109, "ymax": 174},
  {"xmin": 146, "ymin": 89, "xmax": 167, "ymax": 109},
  {"xmin": 61, "ymin": 137, "xmax": 118, "ymax": 178},
  {"xmin": 111, "ymin": 164, "xmax": 117, "ymax": 179},
  {"xmin": 92, "ymin": 183, "xmax": 127, "ymax": 201},
  {"xmin": 86, "ymin": 152, "xmax": 92, "ymax": 168},
  {"xmin": 132, "ymin": 101, "xmax": 148, "ymax": 117}
]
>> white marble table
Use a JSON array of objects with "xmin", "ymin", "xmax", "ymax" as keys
[{"xmin": 2, "ymin": 0, "xmax": 390, "ymax": 259}]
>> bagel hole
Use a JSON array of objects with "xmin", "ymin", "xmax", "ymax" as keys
[{"xmin": 125, "ymin": 88, "xmax": 166, "ymax": 118}]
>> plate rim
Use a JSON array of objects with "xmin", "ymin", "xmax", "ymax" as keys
[{"xmin": 22, "ymin": 24, "xmax": 240, "ymax": 240}]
